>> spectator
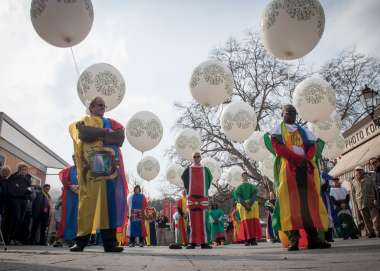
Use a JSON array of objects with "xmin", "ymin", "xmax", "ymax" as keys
[
  {"xmin": 30, "ymin": 184, "xmax": 51, "ymax": 245},
  {"xmin": 369, "ymin": 157, "xmax": 380, "ymax": 212},
  {"xmin": 330, "ymin": 177, "xmax": 359, "ymax": 239},
  {"xmin": 351, "ymin": 166, "xmax": 380, "ymax": 238},
  {"xmin": 5, "ymin": 163, "xmax": 32, "ymax": 245},
  {"xmin": 0, "ymin": 166, "xmax": 11, "ymax": 242}
]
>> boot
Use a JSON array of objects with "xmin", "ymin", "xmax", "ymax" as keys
[
  {"xmin": 201, "ymin": 243, "xmax": 212, "ymax": 249},
  {"xmin": 306, "ymin": 228, "xmax": 331, "ymax": 249},
  {"xmin": 288, "ymin": 230, "xmax": 299, "ymax": 251},
  {"xmin": 101, "ymin": 229, "xmax": 124, "ymax": 253},
  {"xmin": 69, "ymin": 235, "xmax": 90, "ymax": 252}
]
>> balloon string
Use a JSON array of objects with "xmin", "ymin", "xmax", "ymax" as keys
[{"xmin": 70, "ymin": 47, "xmax": 81, "ymax": 77}]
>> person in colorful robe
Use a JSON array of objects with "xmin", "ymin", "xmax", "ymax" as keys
[
  {"xmin": 320, "ymin": 172, "xmax": 336, "ymax": 242},
  {"xmin": 264, "ymin": 191, "xmax": 279, "ymax": 243},
  {"xmin": 229, "ymin": 203, "xmax": 245, "ymax": 243},
  {"xmin": 330, "ymin": 177, "xmax": 359, "ymax": 239},
  {"xmin": 69, "ymin": 97, "xmax": 128, "ymax": 253},
  {"xmin": 169, "ymin": 192, "xmax": 188, "ymax": 249},
  {"xmin": 264, "ymin": 104, "xmax": 330, "ymax": 251},
  {"xmin": 144, "ymin": 206, "xmax": 157, "ymax": 246},
  {"xmin": 181, "ymin": 151, "xmax": 213, "ymax": 249},
  {"xmin": 233, "ymin": 172, "xmax": 261, "ymax": 246},
  {"xmin": 127, "ymin": 185, "xmax": 147, "ymax": 247},
  {"xmin": 57, "ymin": 164, "xmax": 79, "ymax": 246},
  {"xmin": 209, "ymin": 203, "xmax": 225, "ymax": 246}
]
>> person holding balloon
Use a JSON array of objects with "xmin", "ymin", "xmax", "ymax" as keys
[
  {"xmin": 264, "ymin": 104, "xmax": 331, "ymax": 251},
  {"xmin": 68, "ymin": 97, "xmax": 128, "ymax": 253}
]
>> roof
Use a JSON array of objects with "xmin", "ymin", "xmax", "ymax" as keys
[
  {"xmin": 0, "ymin": 112, "xmax": 69, "ymax": 171},
  {"xmin": 329, "ymin": 133, "xmax": 380, "ymax": 177}
]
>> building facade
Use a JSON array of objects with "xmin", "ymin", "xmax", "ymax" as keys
[{"xmin": 0, "ymin": 112, "xmax": 68, "ymax": 185}]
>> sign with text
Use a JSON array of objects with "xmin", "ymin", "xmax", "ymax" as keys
[{"xmin": 344, "ymin": 121, "xmax": 379, "ymax": 151}]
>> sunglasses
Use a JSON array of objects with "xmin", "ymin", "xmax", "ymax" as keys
[{"xmin": 193, "ymin": 155, "xmax": 201, "ymax": 158}]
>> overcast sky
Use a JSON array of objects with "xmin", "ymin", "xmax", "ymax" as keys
[{"xmin": 0, "ymin": 0, "xmax": 379, "ymax": 199}]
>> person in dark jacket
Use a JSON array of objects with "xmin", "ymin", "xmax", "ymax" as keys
[
  {"xmin": 0, "ymin": 166, "xmax": 11, "ymax": 218},
  {"xmin": 4, "ymin": 163, "xmax": 32, "ymax": 244},
  {"xmin": 30, "ymin": 184, "xmax": 51, "ymax": 245}
]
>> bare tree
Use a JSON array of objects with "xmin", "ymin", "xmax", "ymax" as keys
[
  {"xmin": 169, "ymin": 31, "xmax": 308, "ymax": 203},
  {"xmin": 320, "ymin": 49, "xmax": 380, "ymax": 129}
]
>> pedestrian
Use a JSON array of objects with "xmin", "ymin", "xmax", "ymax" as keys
[
  {"xmin": 57, "ymin": 164, "xmax": 79, "ymax": 247},
  {"xmin": 264, "ymin": 192, "xmax": 279, "ymax": 243},
  {"xmin": 229, "ymin": 202, "xmax": 245, "ymax": 244},
  {"xmin": 264, "ymin": 104, "xmax": 331, "ymax": 251},
  {"xmin": 320, "ymin": 172, "xmax": 336, "ymax": 242},
  {"xmin": 209, "ymin": 202, "xmax": 226, "ymax": 246},
  {"xmin": 144, "ymin": 206, "xmax": 157, "ymax": 246},
  {"xmin": 127, "ymin": 185, "xmax": 147, "ymax": 247},
  {"xmin": 169, "ymin": 193, "xmax": 188, "ymax": 249},
  {"xmin": 30, "ymin": 184, "xmax": 51, "ymax": 245},
  {"xmin": 233, "ymin": 172, "xmax": 261, "ymax": 246},
  {"xmin": 330, "ymin": 177, "xmax": 359, "ymax": 239},
  {"xmin": 351, "ymin": 166, "xmax": 380, "ymax": 238},
  {"xmin": 369, "ymin": 157, "xmax": 380, "ymax": 212},
  {"xmin": 5, "ymin": 163, "xmax": 32, "ymax": 245},
  {"xmin": 0, "ymin": 166, "xmax": 11, "ymax": 244},
  {"xmin": 68, "ymin": 96, "xmax": 128, "ymax": 252},
  {"xmin": 181, "ymin": 151, "xmax": 213, "ymax": 249}
]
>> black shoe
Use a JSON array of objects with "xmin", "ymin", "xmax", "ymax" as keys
[
  {"xmin": 69, "ymin": 244, "xmax": 84, "ymax": 252},
  {"xmin": 128, "ymin": 242, "xmax": 135, "ymax": 247},
  {"xmin": 326, "ymin": 238, "xmax": 334, "ymax": 242},
  {"xmin": 104, "ymin": 246, "xmax": 124, "ymax": 253},
  {"xmin": 308, "ymin": 240, "xmax": 331, "ymax": 249},
  {"xmin": 201, "ymin": 244, "xmax": 212, "ymax": 249},
  {"xmin": 139, "ymin": 242, "xmax": 144, "ymax": 247},
  {"xmin": 244, "ymin": 242, "xmax": 250, "ymax": 246},
  {"xmin": 169, "ymin": 243, "xmax": 182, "ymax": 249},
  {"xmin": 368, "ymin": 233, "xmax": 376, "ymax": 238},
  {"xmin": 250, "ymin": 239, "xmax": 258, "ymax": 246},
  {"xmin": 288, "ymin": 244, "xmax": 299, "ymax": 251},
  {"xmin": 350, "ymin": 235, "xmax": 359, "ymax": 239},
  {"xmin": 186, "ymin": 244, "xmax": 195, "ymax": 249}
]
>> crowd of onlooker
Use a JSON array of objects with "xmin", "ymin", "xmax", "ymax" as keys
[{"xmin": 0, "ymin": 163, "xmax": 53, "ymax": 246}]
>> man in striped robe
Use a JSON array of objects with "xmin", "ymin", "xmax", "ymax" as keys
[
  {"xmin": 181, "ymin": 152, "xmax": 213, "ymax": 249},
  {"xmin": 264, "ymin": 104, "xmax": 331, "ymax": 251}
]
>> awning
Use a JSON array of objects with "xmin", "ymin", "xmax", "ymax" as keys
[{"xmin": 329, "ymin": 134, "xmax": 380, "ymax": 177}]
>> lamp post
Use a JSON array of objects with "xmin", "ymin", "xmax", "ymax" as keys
[{"xmin": 359, "ymin": 85, "xmax": 380, "ymax": 127}]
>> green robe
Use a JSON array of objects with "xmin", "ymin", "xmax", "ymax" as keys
[{"xmin": 209, "ymin": 208, "xmax": 225, "ymax": 241}]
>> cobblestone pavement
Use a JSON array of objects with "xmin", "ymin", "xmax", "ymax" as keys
[{"xmin": 1, "ymin": 238, "xmax": 380, "ymax": 271}]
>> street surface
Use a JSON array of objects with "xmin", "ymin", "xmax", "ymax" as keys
[{"xmin": 1, "ymin": 238, "xmax": 379, "ymax": 271}]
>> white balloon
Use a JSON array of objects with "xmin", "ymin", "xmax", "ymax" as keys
[
  {"xmin": 126, "ymin": 111, "xmax": 163, "ymax": 152},
  {"xmin": 220, "ymin": 101, "xmax": 257, "ymax": 142},
  {"xmin": 77, "ymin": 63, "xmax": 126, "ymax": 112},
  {"xmin": 201, "ymin": 157, "xmax": 221, "ymax": 181},
  {"xmin": 293, "ymin": 78, "xmax": 336, "ymax": 122},
  {"xmin": 260, "ymin": 0, "xmax": 325, "ymax": 60},
  {"xmin": 166, "ymin": 164, "xmax": 184, "ymax": 187},
  {"xmin": 243, "ymin": 131, "xmax": 270, "ymax": 161},
  {"xmin": 309, "ymin": 111, "xmax": 342, "ymax": 143},
  {"xmin": 31, "ymin": 0, "xmax": 93, "ymax": 48},
  {"xmin": 323, "ymin": 135, "xmax": 345, "ymax": 160},
  {"xmin": 190, "ymin": 60, "xmax": 233, "ymax": 106},
  {"xmin": 226, "ymin": 166, "xmax": 244, "ymax": 187},
  {"xmin": 174, "ymin": 129, "xmax": 201, "ymax": 160},
  {"xmin": 137, "ymin": 156, "xmax": 160, "ymax": 181}
]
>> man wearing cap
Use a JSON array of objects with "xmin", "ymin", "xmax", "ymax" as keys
[
  {"xmin": 351, "ymin": 166, "xmax": 380, "ymax": 238},
  {"xmin": 264, "ymin": 104, "xmax": 330, "ymax": 251},
  {"xmin": 181, "ymin": 152, "xmax": 213, "ymax": 249}
]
